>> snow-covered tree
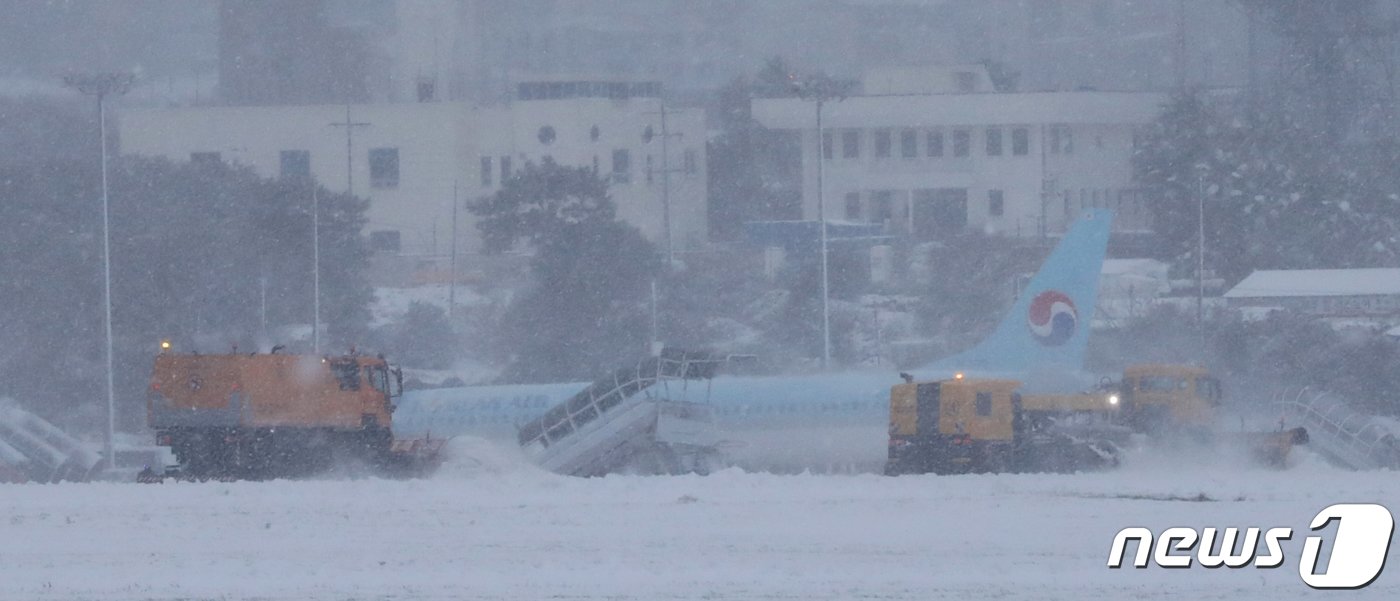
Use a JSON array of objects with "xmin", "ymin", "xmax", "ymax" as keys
[{"xmin": 470, "ymin": 158, "xmax": 661, "ymax": 382}]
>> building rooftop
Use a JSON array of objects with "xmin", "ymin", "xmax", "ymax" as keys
[
  {"xmin": 752, "ymin": 90, "xmax": 1169, "ymax": 129},
  {"xmin": 1224, "ymin": 269, "xmax": 1400, "ymax": 299}
]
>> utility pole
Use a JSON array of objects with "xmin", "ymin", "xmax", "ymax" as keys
[
  {"xmin": 329, "ymin": 105, "xmax": 370, "ymax": 195},
  {"xmin": 792, "ymin": 73, "xmax": 852, "ymax": 370},
  {"xmin": 816, "ymin": 97, "xmax": 831, "ymax": 369},
  {"xmin": 642, "ymin": 100, "xmax": 686, "ymax": 354},
  {"xmin": 259, "ymin": 275, "xmax": 268, "ymax": 343},
  {"xmin": 1039, "ymin": 124, "xmax": 1050, "ymax": 240},
  {"xmin": 448, "ymin": 181, "xmax": 458, "ymax": 320},
  {"xmin": 650, "ymin": 279, "xmax": 661, "ymax": 356},
  {"xmin": 64, "ymin": 72, "xmax": 134, "ymax": 473},
  {"xmin": 1175, "ymin": 0, "xmax": 1188, "ymax": 91},
  {"xmin": 312, "ymin": 187, "xmax": 321, "ymax": 354},
  {"xmin": 644, "ymin": 101, "xmax": 685, "ymax": 265},
  {"xmin": 1189, "ymin": 164, "xmax": 1210, "ymax": 360},
  {"xmin": 660, "ymin": 104, "xmax": 674, "ymax": 265}
]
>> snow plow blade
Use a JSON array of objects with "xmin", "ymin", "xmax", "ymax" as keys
[
  {"xmin": 383, "ymin": 436, "xmax": 448, "ymax": 478},
  {"xmin": 1236, "ymin": 427, "xmax": 1309, "ymax": 468}
]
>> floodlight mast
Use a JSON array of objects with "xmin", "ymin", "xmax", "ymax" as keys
[
  {"xmin": 64, "ymin": 72, "xmax": 135, "ymax": 472},
  {"xmin": 791, "ymin": 73, "xmax": 853, "ymax": 370}
]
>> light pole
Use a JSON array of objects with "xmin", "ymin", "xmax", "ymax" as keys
[
  {"xmin": 1195, "ymin": 166, "xmax": 1207, "ymax": 355},
  {"xmin": 448, "ymin": 181, "xmax": 458, "ymax": 320},
  {"xmin": 792, "ymin": 73, "xmax": 852, "ymax": 369},
  {"xmin": 312, "ymin": 186, "xmax": 321, "ymax": 354},
  {"xmin": 64, "ymin": 72, "xmax": 135, "ymax": 472}
]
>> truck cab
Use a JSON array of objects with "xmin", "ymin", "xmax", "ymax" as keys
[{"xmin": 1117, "ymin": 364, "xmax": 1221, "ymax": 433}]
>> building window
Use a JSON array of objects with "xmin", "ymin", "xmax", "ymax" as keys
[
  {"xmin": 500, "ymin": 156, "xmax": 512, "ymax": 181},
  {"xmin": 842, "ymin": 130, "xmax": 860, "ymax": 158},
  {"xmin": 369, "ymin": 230, "xmax": 401, "ymax": 253},
  {"xmin": 871, "ymin": 190, "xmax": 895, "ymax": 225},
  {"xmin": 822, "ymin": 132, "xmax": 833, "ymax": 160},
  {"xmin": 952, "ymin": 129, "xmax": 971, "ymax": 157},
  {"xmin": 369, "ymin": 148, "xmax": 399, "ymax": 188},
  {"xmin": 1049, "ymin": 125, "xmax": 1073, "ymax": 154},
  {"xmin": 612, "ymin": 149, "xmax": 630, "ymax": 183},
  {"xmin": 874, "ymin": 130, "xmax": 892, "ymax": 158},
  {"xmin": 927, "ymin": 130, "xmax": 943, "ymax": 157},
  {"xmin": 1012, "ymin": 128, "xmax": 1029, "ymax": 156},
  {"xmin": 986, "ymin": 127, "xmax": 1003, "ymax": 156},
  {"xmin": 417, "ymin": 78, "xmax": 436, "ymax": 102},
  {"xmin": 845, "ymin": 192, "xmax": 861, "ymax": 220},
  {"xmin": 538, "ymin": 125, "xmax": 557, "ymax": 145},
  {"xmin": 683, "ymin": 148, "xmax": 697, "ymax": 175},
  {"xmin": 481, "ymin": 156, "xmax": 493, "ymax": 187},
  {"xmin": 279, "ymin": 150, "xmax": 310, "ymax": 179},
  {"xmin": 190, "ymin": 151, "xmax": 221, "ymax": 165},
  {"xmin": 900, "ymin": 130, "xmax": 917, "ymax": 158},
  {"xmin": 988, "ymin": 189, "xmax": 1004, "ymax": 217}
]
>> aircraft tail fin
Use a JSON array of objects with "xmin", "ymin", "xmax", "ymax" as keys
[{"xmin": 925, "ymin": 209, "xmax": 1113, "ymax": 375}]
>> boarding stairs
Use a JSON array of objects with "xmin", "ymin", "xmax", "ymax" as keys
[
  {"xmin": 517, "ymin": 349, "xmax": 746, "ymax": 477},
  {"xmin": 0, "ymin": 402, "xmax": 103, "ymax": 483},
  {"xmin": 1275, "ymin": 388, "xmax": 1400, "ymax": 470}
]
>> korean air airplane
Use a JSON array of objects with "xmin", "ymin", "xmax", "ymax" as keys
[{"xmin": 393, "ymin": 209, "xmax": 1114, "ymax": 472}]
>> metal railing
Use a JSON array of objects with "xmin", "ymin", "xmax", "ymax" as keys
[
  {"xmin": 1274, "ymin": 388, "xmax": 1400, "ymax": 470},
  {"xmin": 515, "ymin": 349, "xmax": 745, "ymax": 450}
]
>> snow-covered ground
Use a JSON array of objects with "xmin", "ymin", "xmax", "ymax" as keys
[{"xmin": 0, "ymin": 439, "xmax": 1395, "ymax": 600}]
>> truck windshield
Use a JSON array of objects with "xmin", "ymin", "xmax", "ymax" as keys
[
  {"xmin": 330, "ymin": 359, "xmax": 360, "ymax": 391},
  {"xmin": 367, "ymin": 366, "xmax": 389, "ymax": 395},
  {"xmin": 1138, "ymin": 376, "xmax": 1186, "ymax": 392}
]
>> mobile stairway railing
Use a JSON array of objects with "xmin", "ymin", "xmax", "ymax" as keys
[
  {"xmin": 0, "ymin": 402, "xmax": 103, "ymax": 483},
  {"xmin": 517, "ymin": 349, "xmax": 746, "ymax": 476},
  {"xmin": 1275, "ymin": 388, "xmax": 1400, "ymax": 470}
]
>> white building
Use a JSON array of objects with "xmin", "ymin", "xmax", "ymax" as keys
[
  {"xmin": 751, "ymin": 71, "xmax": 1166, "ymax": 239},
  {"xmin": 118, "ymin": 86, "xmax": 707, "ymax": 258},
  {"xmin": 1225, "ymin": 269, "xmax": 1400, "ymax": 318}
]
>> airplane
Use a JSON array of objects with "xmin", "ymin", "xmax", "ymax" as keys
[{"xmin": 392, "ymin": 209, "xmax": 1114, "ymax": 472}]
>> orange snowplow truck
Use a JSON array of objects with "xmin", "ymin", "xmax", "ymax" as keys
[{"xmin": 147, "ymin": 348, "xmax": 441, "ymax": 480}]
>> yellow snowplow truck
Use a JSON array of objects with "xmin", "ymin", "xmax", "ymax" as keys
[
  {"xmin": 884, "ymin": 376, "xmax": 1127, "ymax": 475},
  {"xmin": 885, "ymin": 365, "xmax": 1309, "ymax": 475},
  {"xmin": 1117, "ymin": 364, "xmax": 1219, "ymax": 433},
  {"xmin": 1115, "ymin": 364, "xmax": 1307, "ymax": 466},
  {"xmin": 147, "ymin": 346, "xmax": 445, "ymax": 480}
]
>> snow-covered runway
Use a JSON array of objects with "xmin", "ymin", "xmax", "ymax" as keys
[{"xmin": 0, "ymin": 440, "xmax": 1395, "ymax": 600}]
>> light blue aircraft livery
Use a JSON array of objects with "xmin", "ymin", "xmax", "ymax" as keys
[{"xmin": 394, "ymin": 209, "xmax": 1114, "ymax": 472}]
